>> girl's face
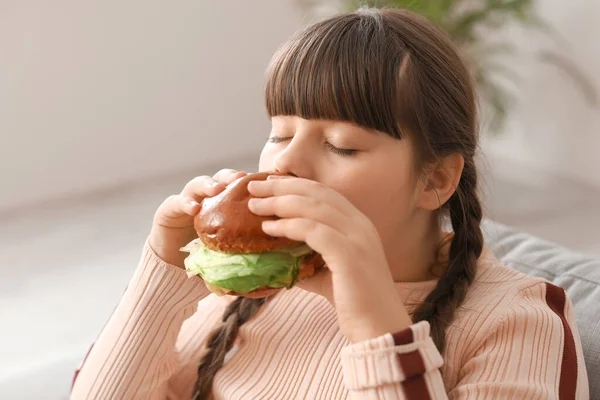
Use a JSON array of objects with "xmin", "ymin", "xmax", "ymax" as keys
[{"xmin": 259, "ymin": 116, "xmax": 424, "ymax": 256}]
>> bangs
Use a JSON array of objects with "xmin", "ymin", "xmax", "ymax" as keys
[{"xmin": 265, "ymin": 11, "xmax": 409, "ymax": 138}]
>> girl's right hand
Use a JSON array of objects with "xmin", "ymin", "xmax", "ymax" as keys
[{"xmin": 149, "ymin": 169, "xmax": 247, "ymax": 268}]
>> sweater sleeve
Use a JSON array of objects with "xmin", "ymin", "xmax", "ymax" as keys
[
  {"xmin": 341, "ymin": 320, "xmax": 447, "ymax": 399},
  {"xmin": 70, "ymin": 241, "xmax": 211, "ymax": 400},
  {"xmin": 449, "ymin": 282, "xmax": 589, "ymax": 399},
  {"xmin": 340, "ymin": 282, "xmax": 589, "ymax": 400}
]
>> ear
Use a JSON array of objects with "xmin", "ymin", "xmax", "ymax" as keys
[{"xmin": 417, "ymin": 153, "xmax": 464, "ymax": 211}]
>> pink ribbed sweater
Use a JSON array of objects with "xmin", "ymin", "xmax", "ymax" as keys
[{"xmin": 70, "ymin": 242, "xmax": 589, "ymax": 399}]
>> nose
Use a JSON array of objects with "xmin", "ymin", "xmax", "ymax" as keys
[{"xmin": 273, "ymin": 137, "xmax": 312, "ymax": 178}]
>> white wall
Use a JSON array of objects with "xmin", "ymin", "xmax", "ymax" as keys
[
  {"xmin": 481, "ymin": 0, "xmax": 600, "ymax": 187},
  {"xmin": 3, "ymin": 0, "xmax": 598, "ymax": 214},
  {"xmin": 0, "ymin": 1, "xmax": 303, "ymax": 212}
]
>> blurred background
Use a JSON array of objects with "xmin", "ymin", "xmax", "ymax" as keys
[{"xmin": 0, "ymin": 0, "xmax": 598, "ymax": 398}]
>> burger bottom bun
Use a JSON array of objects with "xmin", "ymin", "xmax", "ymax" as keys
[{"xmin": 231, "ymin": 287, "xmax": 282, "ymax": 299}]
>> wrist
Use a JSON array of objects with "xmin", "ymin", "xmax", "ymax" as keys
[
  {"xmin": 148, "ymin": 226, "xmax": 192, "ymax": 268},
  {"xmin": 346, "ymin": 299, "xmax": 413, "ymax": 343},
  {"xmin": 347, "ymin": 319, "xmax": 411, "ymax": 343}
]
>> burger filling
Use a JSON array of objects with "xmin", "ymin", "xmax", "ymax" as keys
[{"xmin": 181, "ymin": 239, "xmax": 313, "ymax": 295}]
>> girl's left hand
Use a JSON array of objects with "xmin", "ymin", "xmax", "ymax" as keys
[{"xmin": 247, "ymin": 176, "xmax": 413, "ymax": 343}]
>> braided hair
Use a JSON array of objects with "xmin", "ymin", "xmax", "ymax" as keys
[{"xmin": 191, "ymin": 297, "xmax": 268, "ymax": 399}]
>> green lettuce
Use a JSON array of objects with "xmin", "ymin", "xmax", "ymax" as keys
[{"xmin": 181, "ymin": 239, "xmax": 313, "ymax": 294}]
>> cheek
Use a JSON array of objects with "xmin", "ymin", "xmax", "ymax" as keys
[
  {"xmin": 258, "ymin": 146, "xmax": 274, "ymax": 172},
  {"xmin": 354, "ymin": 181, "xmax": 413, "ymax": 237},
  {"xmin": 335, "ymin": 162, "xmax": 416, "ymax": 241}
]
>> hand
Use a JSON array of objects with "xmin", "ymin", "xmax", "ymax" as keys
[
  {"xmin": 149, "ymin": 169, "xmax": 247, "ymax": 267},
  {"xmin": 247, "ymin": 176, "xmax": 412, "ymax": 343}
]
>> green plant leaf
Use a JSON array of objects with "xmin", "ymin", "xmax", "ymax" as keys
[
  {"xmin": 537, "ymin": 50, "xmax": 598, "ymax": 105},
  {"xmin": 481, "ymin": 62, "xmax": 522, "ymax": 84},
  {"xmin": 448, "ymin": 0, "xmax": 534, "ymax": 43},
  {"xmin": 478, "ymin": 76, "xmax": 514, "ymax": 134},
  {"xmin": 468, "ymin": 42, "xmax": 517, "ymax": 61}
]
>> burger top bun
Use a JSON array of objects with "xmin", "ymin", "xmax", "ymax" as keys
[{"xmin": 194, "ymin": 172, "xmax": 298, "ymax": 253}]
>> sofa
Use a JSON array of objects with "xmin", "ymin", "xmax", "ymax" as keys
[{"xmin": 483, "ymin": 220, "xmax": 599, "ymax": 399}]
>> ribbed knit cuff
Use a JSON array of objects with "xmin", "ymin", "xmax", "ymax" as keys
[{"xmin": 340, "ymin": 321, "xmax": 443, "ymax": 390}]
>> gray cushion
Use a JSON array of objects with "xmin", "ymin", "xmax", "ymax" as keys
[{"xmin": 483, "ymin": 220, "xmax": 599, "ymax": 399}]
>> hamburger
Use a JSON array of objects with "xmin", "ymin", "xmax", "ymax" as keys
[{"xmin": 181, "ymin": 172, "xmax": 324, "ymax": 298}]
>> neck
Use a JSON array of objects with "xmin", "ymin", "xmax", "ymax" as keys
[{"xmin": 386, "ymin": 214, "xmax": 448, "ymax": 283}]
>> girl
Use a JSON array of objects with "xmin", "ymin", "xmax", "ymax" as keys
[{"xmin": 71, "ymin": 7, "xmax": 589, "ymax": 400}]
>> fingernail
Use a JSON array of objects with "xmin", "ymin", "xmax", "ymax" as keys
[
  {"xmin": 190, "ymin": 199, "xmax": 199, "ymax": 206},
  {"xmin": 262, "ymin": 220, "xmax": 274, "ymax": 229},
  {"xmin": 248, "ymin": 181, "xmax": 262, "ymax": 189},
  {"xmin": 248, "ymin": 198, "xmax": 262, "ymax": 207}
]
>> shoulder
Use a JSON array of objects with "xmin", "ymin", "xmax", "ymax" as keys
[
  {"xmin": 443, "ymin": 248, "xmax": 588, "ymax": 398},
  {"xmin": 446, "ymin": 247, "xmax": 567, "ymax": 354},
  {"xmin": 462, "ymin": 246, "xmax": 555, "ymax": 316}
]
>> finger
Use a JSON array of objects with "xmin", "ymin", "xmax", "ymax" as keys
[
  {"xmin": 181, "ymin": 175, "xmax": 225, "ymax": 202},
  {"xmin": 213, "ymin": 169, "xmax": 247, "ymax": 185},
  {"xmin": 156, "ymin": 195, "xmax": 200, "ymax": 220},
  {"xmin": 261, "ymin": 218, "xmax": 345, "ymax": 263},
  {"xmin": 248, "ymin": 195, "xmax": 350, "ymax": 232},
  {"xmin": 178, "ymin": 195, "xmax": 201, "ymax": 216},
  {"xmin": 248, "ymin": 178, "xmax": 353, "ymax": 216}
]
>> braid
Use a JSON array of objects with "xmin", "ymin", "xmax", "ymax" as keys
[
  {"xmin": 412, "ymin": 161, "xmax": 483, "ymax": 352},
  {"xmin": 191, "ymin": 296, "xmax": 268, "ymax": 400}
]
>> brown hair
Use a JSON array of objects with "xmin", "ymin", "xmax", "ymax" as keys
[{"xmin": 191, "ymin": 7, "xmax": 483, "ymax": 398}]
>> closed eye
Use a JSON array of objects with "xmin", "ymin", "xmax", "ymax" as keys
[
  {"xmin": 326, "ymin": 142, "xmax": 358, "ymax": 156},
  {"xmin": 267, "ymin": 136, "xmax": 291, "ymax": 144},
  {"xmin": 268, "ymin": 136, "xmax": 358, "ymax": 156}
]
